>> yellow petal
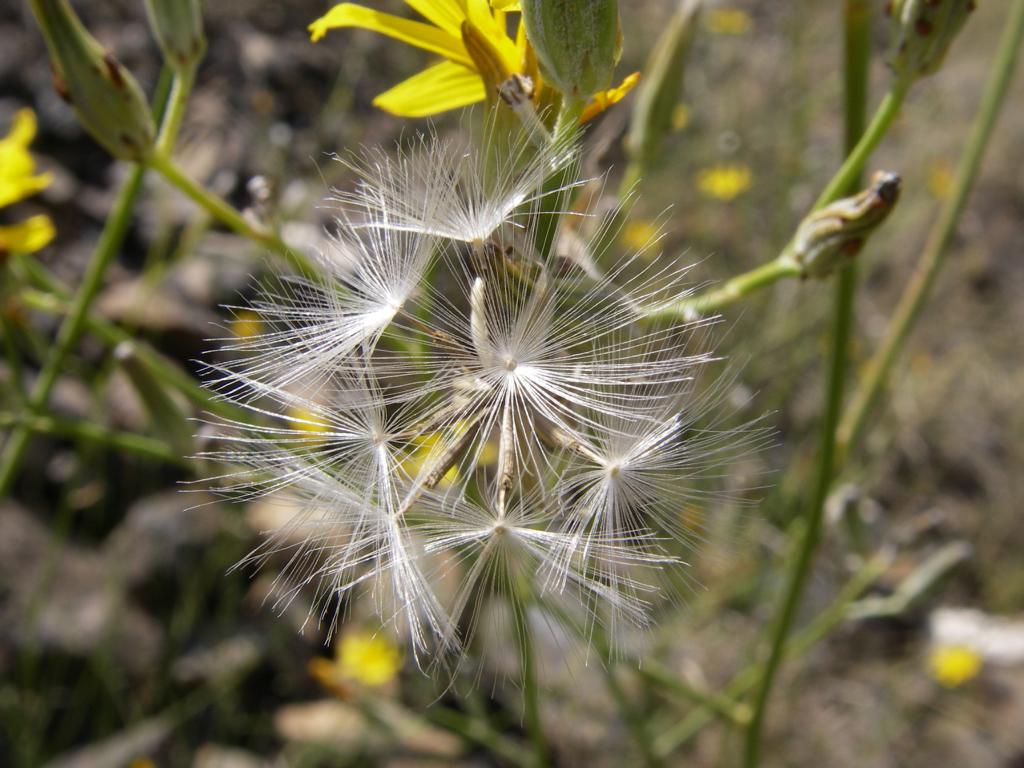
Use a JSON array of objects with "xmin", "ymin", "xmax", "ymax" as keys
[
  {"xmin": 0, "ymin": 215, "xmax": 56, "ymax": 254},
  {"xmin": 309, "ymin": 3, "xmax": 471, "ymax": 67},
  {"xmin": 2, "ymin": 109, "xmax": 39, "ymax": 149},
  {"xmin": 580, "ymin": 70, "xmax": 641, "ymax": 123},
  {"xmin": 404, "ymin": 0, "xmax": 467, "ymax": 36},
  {"xmin": 373, "ymin": 61, "xmax": 485, "ymax": 117},
  {"xmin": 0, "ymin": 170, "xmax": 52, "ymax": 208},
  {"xmin": 466, "ymin": 0, "xmax": 519, "ymax": 71},
  {"xmin": 0, "ymin": 109, "xmax": 50, "ymax": 206},
  {"xmin": 491, "ymin": 0, "xmax": 521, "ymax": 10}
]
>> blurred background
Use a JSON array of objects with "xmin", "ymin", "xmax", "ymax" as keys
[{"xmin": 2, "ymin": 1, "xmax": 1023, "ymax": 766}]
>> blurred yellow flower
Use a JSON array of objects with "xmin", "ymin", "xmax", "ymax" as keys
[
  {"xmin": 671, "ymin": 103, "xmax": 691, "ymax": 132},
  {"xmin": 287, "ymin": 405, "xmax": 330, "ymax": 444},
  {"xmin": 232, "ymin": 308, "xmax": 263, "ymax": 339},
  {"xmin": 0, "ymin": 109, "xmax": 55, "ymax": 255},
  {"xmin": 309, "ymin": 630, "xmax": 403, "ymax": 692},
  {"xmin": 402, "ymin": 419, "xmax": 497, "ymax": 486},
  {"xmin": 622, "ymin": 219, "xmax": 659, "ymax": 251},
  {"xmin": 929, "ymin": 645, "xmax": 982, "ymax": 688},
  {"xmin": 696, "ymin": 164, "xmax": 752, "ymax": 201},
  {"xmin": 927, "ymin": 161, "xmax": 954, "ymax": 200},
  {"xmin": 705, "ymin": 8, "xmax": 753, "ymax": 36},
  {"xmin": 309, "ymin": 1, "xmax": 637, "ymax": 120}
]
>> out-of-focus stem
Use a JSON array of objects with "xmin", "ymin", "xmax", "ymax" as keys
[
  {"xmin": 654, "ymin": 553, "xmax": 888, "ymax": 757},
  {"xmin": 0, "ymin": 165, "xmax": 145, "ymax": 494},
  {"xmin": 511, "ymin": 599, "xmax": 548, "ymax": 767},
  {"xmin": 837, "ymin": 0, "xmax": 1024, "ymax": 462},
  {"xmin": 145, "ymin": 152, "xmax": 316, "ymax": 278},
  {"xmin": 639, "ymin": 662, "xmax": 750, "ymax": 727},
  {"xmin": 17, "ymin": 285, "xmax": 240, "ymax": 421},
  {"xmin": 0, "ymin": 67, "xmax": 193, "ymax": 493},
  {"xmin": 602, "ymin": 663, "xmax": 664, "ymax": 768},
  {"xmin": 0, "ymin": 411, "xmax": 185, "ymax": 466},
  {"xmin": 741, "ymin": 6, "xmax": 873, "ymax": 764}
]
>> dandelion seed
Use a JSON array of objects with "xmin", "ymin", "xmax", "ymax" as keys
[
  {"xmin": 333, "ymin": 122, "xmax": 582, "ymax": 244},
  {"xmin": 202, "ymin": 121, "xmax": 762, "ymax": 666}
]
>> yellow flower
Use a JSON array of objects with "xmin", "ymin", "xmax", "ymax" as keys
[
  {"xmin": 232, "ymin": 308, "xmax": 263, "ymax": 340},
  {"xmin": 309, "ymin": 1, "xmax": 637, "ymax": 120},
  {"xmin": 309, "ymin": 630, "xmax": 403, "ymax": 692},
  {"xmin": 671, "ymin": 103, "xmax": 691, "ymax": 132},
  {"xmin": 402, "ymin": 419, "xmax": 497, "ymax": 486},
  {"xmin": 287, "ymin": 405, "xmax": 330, "ymax": 445},
  {"xmin": 622, "ymin": 219, "xmax": 659, "ymax": 251},
  {"xmin": 927, "ymin": 161, "xmax": 954, "ymax": 201},
  {"xmin": 929, "ymin": 645, "xmax": 982, "ymax": 688},
  {"xmin": 705, "ymin": 8, "xmax": 753, "ymax": 36},
  {"xmin": 696, "ymin": 164, "xmax": 752, "ymax": 201},
  {"xmin": 0, "ymin": 109, "xmax": 55, "ymax": 255}
]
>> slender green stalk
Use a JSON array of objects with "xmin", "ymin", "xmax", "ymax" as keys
[
  {"xmin": 647, "ymin": 257, "xmax": 803, "ymax": 321},
  {"xmin": 0, "ymin": 165, "xmax": 145, "ymax": 494},
  {"xmin": 741, "ymin": 8, "xmax": 874, "ymax": 763},
  {"xmin": 654, "ymin": 554, "xmax": 888, "ymax": 757},
  {"xmin": 639, "ymin": 662, "xmax": 750, "ymax": 727},
  {"xmin": 654, "ymin": 79, "xmax": 908, "ymax": 321},
  {"xmin": 602, "ymin": 663, "xmax": 664, "ymax": 768},
  {"xmin": 837, "ymin": 0, "xmax": 1024, "ymax": 462},
  {"xmin": 511, "ymin": 600, "xmax": 548, "ymax": 767},
  {"xmin": 155, "ymin": 64, "xmax": 195, "ymax": 156},
  {"xmin": 146, "ymin": 152, "xmax": 316, "ymax": 278},
  {"xmin": 0, "ymin": 412, "xmax": 185, "ymax": 466},
  {"xmin": 1, "ymin": 318, "xmax": 27, "ymax": 404},
  {"xmin": 0, "ymin": 68, "xmax": 193, "ymax": 493},
  {"xmin": 427, "ymin": 706, "xmax": 531, "ymax": 767},
  {"xmin": 17, "ymin": 286, "xmax": 242, "ymax": 421}
]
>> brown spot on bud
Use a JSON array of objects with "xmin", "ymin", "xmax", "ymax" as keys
[
  {"xmin": 103, "ymin": 52, "xmax": 126, "ymax": 88},
  {"xmin": 915, "ymin": 18, "xmax": 934, "ymax": 36},
  {"xmin": 51, "ymin": 70, "xmax": 72, "ymax": 104}
]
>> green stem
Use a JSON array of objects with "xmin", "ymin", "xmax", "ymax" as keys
[
  {"xmin": 155, "ymin": 64, "xmax": 195, "ymax": 155},
  {"xmin": 0, "ymin": 67, "xmax": 196, "ymax": 494},
  {"xmin": 837, "ymin": 0, "xmax": 1024, "ymax": 462},
  {"xmin": 511, "ymin": 599, "xmax": 548, "ymax": 767},
  {"xmin": 17, "ymin": 285, "xmax": 241, "ymax": 421},
  {"xmin": 427, "ymin": 707, "xmax": 531, "ymax": 767},
  {"xmin": 145, "ymin": 152, "xmax": 316, "ymax": 278},
  {"xmin": 647, "ymin": 256, "xmax": 803, "ymax": 321},
  {"xmin": 639, "ymin": 662, "xmax": 750, "ymax": 727},
  {"xmin": 0, "ymin": 412, "xmax": 185, "ymax": 466},
  {"xmin": 652, "ymin": 79, "xmax": 909, "ymax": 322},
  {"xmin": 741, "ymin": 7, "xmax": 874, "ymax": 764},
  {"xmin": 654, "ymin": 554, "xmax": 888, "ymax": 757},
  {"xmin": 532, "ymin": 97, "xmax": 585, "ymax": 260},
  {"xmin": 602, "ymin": 663, "xmax": 664, "ymax": 768},
  {"xmin": 0, "ymin": 165, "xmax": 145, "ymax": 494}
]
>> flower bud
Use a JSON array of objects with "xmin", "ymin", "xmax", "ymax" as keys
[
  {"xmin": 520, "ymin": 0, "xmax": 622, "ymax": 100},
  {"xmin": 887, "ymin": 0, "xmax": 976, "ymax": 83},
  {"xmin": 626, "ymin": 0, "xmax": 700, "ymax": 170},
  {"xmin": 29, "ymin": 0, "xmax": 154, "ymax": 161},
  {"xmin": 792, "ymin": 171, "xmax": 901, "ymax": 279},
  {"xmin": 143, "ymin": 0, "xmax": 206, "ymax": 72}
]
